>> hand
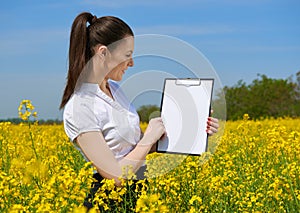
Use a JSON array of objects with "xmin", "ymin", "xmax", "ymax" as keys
[
  {"xmin": 143, "ymin": 117, "xmax": 166, "ymax": 145},
  {"xmin": 206, "ymin": 117, "xmax": 219, "ymax": 135}
]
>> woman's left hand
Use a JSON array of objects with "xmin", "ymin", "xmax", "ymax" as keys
[{"xmin": 206, "ymin": 117, "xmax": 219, "ymax": 135}]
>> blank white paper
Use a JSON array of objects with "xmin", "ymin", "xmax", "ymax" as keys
[{"xmin": 157, "ymin": 78, "xmax": 214, "ymax": 155}]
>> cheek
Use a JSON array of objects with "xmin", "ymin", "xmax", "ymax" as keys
[
  {"xmin": 116, "ymin": 61, "xmax": 127, "ymax": 70},
  {"xmin": 106, "ymin": 53, "xmax": 122, "ymax": 70},
  {"xmin": 110, "ymin": 63, "xmax": 124, "ymax": 75}
]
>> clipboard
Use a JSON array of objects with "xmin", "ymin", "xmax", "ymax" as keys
[{"xmin": 156, "ymin": 78, "xmax": 214, "ymax": 155}]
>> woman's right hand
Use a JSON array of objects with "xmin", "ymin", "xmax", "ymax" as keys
[{"xmin": 142, "ymin": 117, "xmax": 166, "ymax": 146}]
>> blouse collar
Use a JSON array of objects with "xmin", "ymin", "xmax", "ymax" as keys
[{"xmin": 78, "ymin": 82, "xmax": 127, "ymax": 113}]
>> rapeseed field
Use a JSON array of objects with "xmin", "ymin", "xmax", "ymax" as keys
[{"xmin": 0, "ymin": 100, "xmax": 299, "ymax": 212}]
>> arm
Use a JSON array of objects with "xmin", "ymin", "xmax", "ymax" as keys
[{"xmin": 76, "ymin": 117, "xmax": 165, "ymax": 186}]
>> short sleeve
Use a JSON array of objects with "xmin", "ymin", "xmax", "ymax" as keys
[{"xmin": 63, "ymin": 94, "xmax": 103, "ymax": 142}]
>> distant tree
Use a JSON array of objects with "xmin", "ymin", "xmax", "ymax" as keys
[
  {"xmin": 248, "ymin": 74, "xmax": 298, "ymax": 118},
  {"xmin": 0, "ymin": 118, "xmax": 62, "ymax": 125},
  {"xmin": 0, "ymin": 118, "xmax": 23, "ymax": 124},
  {"xmin": 223, "ymin": 80, "xmax": 250, "ymax": 120},
  {"xmin": 223, "ymin": 73, "xmax": 300, "ymax": 120},
  {"xmin": 137, "ymin": 105, "xmax": 160, "ymax": 123},
  {"xmin": 293, "ymin": 71, "xmax": 300, "ymax": 114},
  {"xmin": 296, "ymin": 71, "xmax": 300, "ymax": 95},
  {"xmin": 38, "ymin": 119, "xmax": 63, "ymax": 125}
]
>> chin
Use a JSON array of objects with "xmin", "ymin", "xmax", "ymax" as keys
[{"xmin": 111, "ymin": 76, "xmax": 122, "ymax": 82}]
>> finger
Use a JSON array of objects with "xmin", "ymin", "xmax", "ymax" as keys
[
  {"xmin": 206, "ymin": 120, "xmax": 218, "ymax": 131},
  {"xmin": 209, "ymin": 126, "xmax": 218, "ymax": 133},
  {"xmin": 207, "ymin": 120, "xmax": 219, "ymax": 129},
  {"xmin": 207, "ymin": 118, "xmax": 219, "ymax": 128},
  {"xmin": 206, "ymin": 126, "xmax": 218, "ymax": 135},
  {"xmin": 208, "ymin": 117, "xmax": 218, "ymax": 123},
  {"xmin": 206, "ymin": 129, "xmax": 213, "ymax": 135},
  {"xmin": 208, "ymin": 118, "xmax": 219, "ymax": 128}
]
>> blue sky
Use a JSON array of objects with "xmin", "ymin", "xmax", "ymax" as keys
[{"xmin": 0, "ymin": 0, "xmax": 299, "ymax": 120}]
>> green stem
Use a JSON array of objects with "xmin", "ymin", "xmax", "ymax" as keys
[
  {"xmin": 32, "ymin": 176, "xmax": 42, "ymax": 190},
  {"xmin": 27, "ymin": 120, "xmax": 38, "ymax": 159}
]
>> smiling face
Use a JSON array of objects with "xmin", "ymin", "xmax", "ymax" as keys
[{"xmin": 105, "ymin": 36, "xmax": 134, "ymax": 81}]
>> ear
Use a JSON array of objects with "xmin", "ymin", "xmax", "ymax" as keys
[{"xmin": 95, "ymin": 45, "xmax": 107, "ymax": 57}]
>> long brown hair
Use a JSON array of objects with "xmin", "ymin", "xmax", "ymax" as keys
[{"xmin": 59, "ymin": 12, "xmax": 134, "ymax": 109}]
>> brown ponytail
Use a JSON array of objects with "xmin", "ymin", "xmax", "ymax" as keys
[{"xmin": 59, "ymin": 12, "xmax": 134, "ymax": 109}]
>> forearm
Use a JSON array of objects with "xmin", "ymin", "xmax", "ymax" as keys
[
  {"xmin": 119, "ymin": 135, "xmax": 154, "ymax": 176},
  {"xmin": 76, "ymin": 118, "xmax": 164, "ymax": 186}
]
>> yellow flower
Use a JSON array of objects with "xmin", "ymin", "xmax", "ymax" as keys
[
  {"xmin": 72, "ymin": 205, "xmax": 88, "ymax": 213},
  {"xmin": 139, "ymin": 122, "xmax": 148, "ymax": 133},
  {"xmin": 189, "ymin": 195, "xmax": 202, "ymax": 205},
  {"xmin": 243, "ymin": 113, "xmax": 250, "ymax": 120},
  {"xmin": 2, "ymin": 104, "xmax": 300, "ymax": 212},
  {"xmin": 33, "ymin": 111, "xmax": 38, "ymax": 118},
  {"xmin": 18, "ymin": 99, "xmax": 37, "ymax": 121}
]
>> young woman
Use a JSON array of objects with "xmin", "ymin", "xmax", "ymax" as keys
[{"xmin": 60, "ymin": 11, "xmax": 219, "ymax": 193}]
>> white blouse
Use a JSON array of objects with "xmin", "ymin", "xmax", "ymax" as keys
[{"xmin": 63, "ymin": 81, "xmax": 141, "ymax": 161}]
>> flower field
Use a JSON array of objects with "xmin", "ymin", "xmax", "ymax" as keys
[{"xmin": 0, "ymin": 102, "xmax": 299, "ymax": 212}]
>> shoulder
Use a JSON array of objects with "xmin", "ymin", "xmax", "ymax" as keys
[
  {"xmin": 64, "ymin": 90, "xmax": 107, "ymax": 123},
  {"xmin": 65, "ymin": 83, "xmax": 108, "ymax": 116},
  {"xmin": 64, "ymin": 92, "xmax": 94, "ymax": 116},
  {"xmin": 63, "ymin": 92, "xmax": 104, "ymax": 141}
]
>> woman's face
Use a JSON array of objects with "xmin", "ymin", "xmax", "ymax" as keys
[{"xmin": 106, "ymin": 36, "xmax": 134, "ymax": 81}]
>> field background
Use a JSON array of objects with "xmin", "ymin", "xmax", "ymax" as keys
[
  {"xmin": 1, "ymin": 75, "xmax": 300, "ymax": 212},
  {"xmin": 1, "ymin": 114, "xmax": 299, "ymax": 212},
  {"xmin": 1, "ymin": 1, "xmax": 299, "ymax": 211}
]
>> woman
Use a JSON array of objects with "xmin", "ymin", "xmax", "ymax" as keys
[{"xmin": 60, "ymin": 11, "xmax": 219, "ymax": 202}]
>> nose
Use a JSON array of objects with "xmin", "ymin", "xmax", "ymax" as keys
[{"xmin": 128, "ymin": 58, "xmax": 134, "ymax": 67}]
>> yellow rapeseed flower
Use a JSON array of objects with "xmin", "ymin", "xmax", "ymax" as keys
[
  {"xmin": 18, "ymin": 99, "xmax": 37, "ymax": 121},
  {"xmin": 2, "ymin": 103, "xmax": 300, "ymax": 212}
]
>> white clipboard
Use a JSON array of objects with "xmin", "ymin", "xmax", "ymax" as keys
[{"xmin": 156, "ymin": 78, "xmax": 214, "ymax": 155}]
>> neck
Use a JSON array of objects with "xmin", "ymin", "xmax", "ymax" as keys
[
  {"xmin": 99, "ymin": 78, "xmax": 114, "ymax": 100},
  {"xmin": 99, "ymin": 78, "xmax": 109, "ymax": 91}
]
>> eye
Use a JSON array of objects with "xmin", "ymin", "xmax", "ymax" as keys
[{"xmin": 126, "ymin": 51, "xmax": 133, "ymax": 58}]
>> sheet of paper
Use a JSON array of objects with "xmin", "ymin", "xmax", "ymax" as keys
[{"xmin": 157, "ymin": 78, "xmax": 214, "ymax": 155}]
